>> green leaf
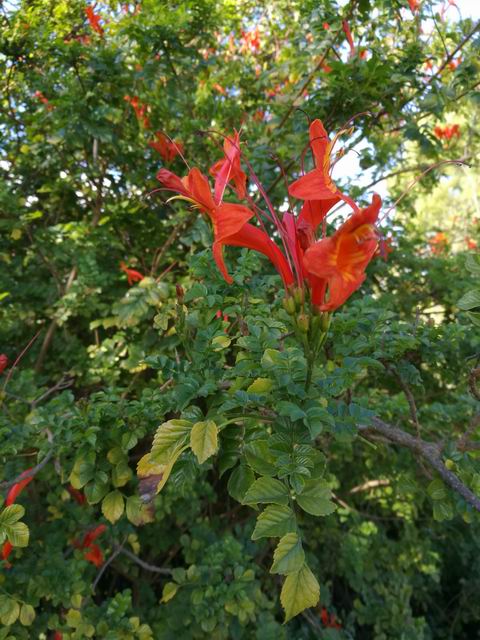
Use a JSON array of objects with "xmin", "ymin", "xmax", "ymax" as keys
[
  {"xmin": 280, "ymin": 563, "xmax": 320, "ymax": 622},
  {"xmin": 102, "ymin": 490, "xmax": 125, "ymax": 523},
  {"xmin": 277, "ymin": 401, "xmax": 306, "ymax": 422},
  {"xmin": 19, "ymin": 603, "xmax": 35, "ymax": 626},
  {"xmin": 252, "ymin": 505, "xmax": 296, "ymax": 540},
  {"xmin": 271, "ymin": 532, "xmax": 305, "ymax": 575},
  {"xmin": 69, "ymin": 458, "xmax": 95, "ymax": 489},
  {"xmin": 190, "ymin": 420, "xmax": 218, "ymax": 464},
  {"xmin": 5, "ymin": 521, "xmax": 29, "ymax": 547},
  {"xmin": 150, "ymin": 420, "xmax": 193, "ymax": 464},
  {"xmin": 244, "ymin": 440, "xmax": 277, "ymax": 476},
  {"xmin": 227, "ymin": 465, "xmax": 255, "ymax": 503},
  {"xmin": 112, "ymin": 461, "xmax": 132, "ymax": 488},
  {"xmin": 427, "ymin": 479, "xmax": 448, "ymax": 501},
  {"xmin": 161, "ymin": 582, "xmax": 179, "ymax": 603},
  {"xmin": 243, "ymin": 477, "xmax": 289, "ymax": 506},
  {"xmin": 296, "ymin": 479, "xmax": 337, "ymax": 517},
  {"xmin": 457, "ymin": 289, "xmax": 480, "ymax": 310},
  {"xmin": 0, "ymin": 504, "xmax": 25, "ymax": 525},
  {"xmin": 84, "ymin": 480, "xmax": 109, "ymax": 504}
]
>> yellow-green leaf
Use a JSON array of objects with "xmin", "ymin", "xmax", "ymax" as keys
[
  {"xmin": 246, "ymin": 377, "xmax": 273, "ymax": 394},
  {"xmin": 6, "ymin": 521, "xmax": 29, "ymax": 547},
  {"xmin": 280, "ymin": 563, "xmax": 320, "ymax": 622},
  {"xmin": 101, "ymin": 490, "xmax": 125, "ymax": 524},
  {"xmin": 161, "ymin": 582, "xmax": 179, "ymax": 603},
  {"xmin": 150, "ymin": 420, "xmax": 192, "ymax": 464},
  {"xmin": 211, "ymin": 335, "xmax": 231, "ymax": 351},
  {"xmin": 0, "ymin": 504, "xmax": 25, "ymax": 525},
  {"xmin": 19, "ymin": 603, "xmax": 35, "ymax": 626},
  {"xmin": 190, "ymin": 420, "xmax": 218, "ymax": 464},
  {"xmin": 251, "ymin": 505, "xmax": 296, "ymax": 540},
  {"xmin": 271, "ymin": 532, "xmax": 305, "ymax": 575},
  {"xmin": 0, "ymin": 599, "xmax": 20, "ymax": 626}
]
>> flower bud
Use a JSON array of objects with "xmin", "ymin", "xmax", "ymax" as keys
[
  {"xmin": 283, "ymin": 296, "xmax": 296, "ymax": 315},
  {"xmin": 297, "ymin": 314, "xmax": 309, "ymax": 333},
  {"xmin": 175, "ymin": 284, "xmax": 184, "ymax": 302}
]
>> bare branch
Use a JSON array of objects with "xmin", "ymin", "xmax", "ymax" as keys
[{"xmin": 359, "ymin": 418, "xmax": 480, "ymax": 513}]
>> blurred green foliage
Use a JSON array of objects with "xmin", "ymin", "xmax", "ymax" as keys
[{"xmin": 0, "ymin": 0, "xmax": 479, "ymax": 637}]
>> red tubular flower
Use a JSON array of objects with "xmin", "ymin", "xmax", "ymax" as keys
[
  {"xmin": 156, "ymin": 167, "xmax": 294, "ymax": 287},
  {"xmin": 288, "ymin": 119, "xmax": 357, "ymax": 213},
  {"xmin": 124, "ymin": 95, "xmax": 150, "ymax": 128},
  {"xmin": 149, "ymin": 132, "xmax": 184, "ymax": 163},
  {"xmin": 67, "ymin": 484, "xmax": 86, "ymax": 505},
  {"xmin": 6, "ymin": 469, "xmax": 34, "ymax": 506},
  {"xmin": 408, "ymin": 0, "xmax": 420, "ymax": 12},
  {"xmin": 34, "ymin": 90, "xmax": 54, "ymax": 111},
  {"xmin": 84, "ymin": 543, "xmax": 104, "ymax": 567},
  {"xmin": 73, "ymin": 524, "xmax": 106, "ymax": 566},
  {"xmin": 209, "ymin": 130, "xmax": 247, "ymax": 203},
  {"xmin": 85, "ymin": 5, "xmax": 104, "ymax": 36},
  {"xmin": 342, "ymin": 20, "xmax": 355, "ymax": 57},
  {"xmin": 303, "ymin": 194, "xmax": 381, "ymax": 311},
  {"xmin": 1, "ymin": 541, "xmax": 13, "ymax": 563},
  {"xmin": 0, "ymin": 354, "xmax": 8, "ymax": 374},
  {"xmin": 120, "ymin": 262, "xmax": 144, "ymax": 286}
]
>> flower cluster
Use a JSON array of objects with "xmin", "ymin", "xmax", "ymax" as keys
[
  {"xmin": 124, "ymin": 94, "xmax": 150, "ymax": 129},
  {"xmin": 85, "ymin": 5, "xmax": 104, "ymax": 37},
  {"xmin": 72, "ymin": 524, "xmax": 106, "ymax": 567},
  {"xmin": 156, "ymin": 118, "xmax": 382, "ymax": 317},
  {"xmin": 433, "ymin": 123, "xmax": 460, "ymax": 141}
]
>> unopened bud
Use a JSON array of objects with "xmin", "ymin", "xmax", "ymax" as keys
[
  {"xmin": 283, "ymin": 297, "xmax": 296, "ymax": 315},
  {"xmin": 321, "ymin": 312, "xmax": 331, "ymax": 332},
  {"xmin": 175, "ymin": 284, "xmax": 185, "ymax": 302},
  {"xmin": 297, "ymin": 314, "xmax": 309, "ymax": 333},
  {"xmin": 293, "ymin": 288, "xmax": 303, "ymax": 307}
]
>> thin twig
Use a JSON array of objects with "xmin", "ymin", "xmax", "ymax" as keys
[
  {"xmin": 0, "ymin": 449, "xmax": 54, "ymax": 491},
  {"xmin": 116, "ymin": 546, "xmax": 173, "ymax": 575}
]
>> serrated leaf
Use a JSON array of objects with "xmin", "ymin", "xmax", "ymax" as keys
[
  {"xmin": 161, "ymin": 582, "xmax": 179, "ymax": 603},
  {"xmin": 84, "ymin": 480, "xmax": 109, "ymax": 505},
  {"xmin": 0, "ymin": 504, "xmax": 25, "ymax": 525},
  {"xmin": 150, "ymin": 420, "xmax": 192, "ymax": 464},
  {"xmin": 457, "ymin": 289, "xmax": 480, "ymax": 310},
  {"xmin": 5, "ymin": 521, "xmax": 29, "ymax": 547},
  {"xmin": 281, "ymin": 563, "xmax": 320, "ymax": 622},
  {"xmin": 190, "ymin": 420, "xmax": 218, "ymax": 464},
  {"xmin": 251, "ymin": 505, "xmax": 296, "ymax": 540},
  {"xmin": 243, "ymin": 477, "xmax": 289, "ymax": 506},
  {"xmin": 244, "ymin": 440, "xmax": 277, "ymax": 476},
  {"xmin": 296, "ymin": 479, "xmax": 337, "ymax": 517},
  {"xmin": 101, "ymin": 490, "xmax": 124, "ymax": 523},
  {"xmin": 271, "ymin": 532, "xmax": 305, "ymax": 575}
]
